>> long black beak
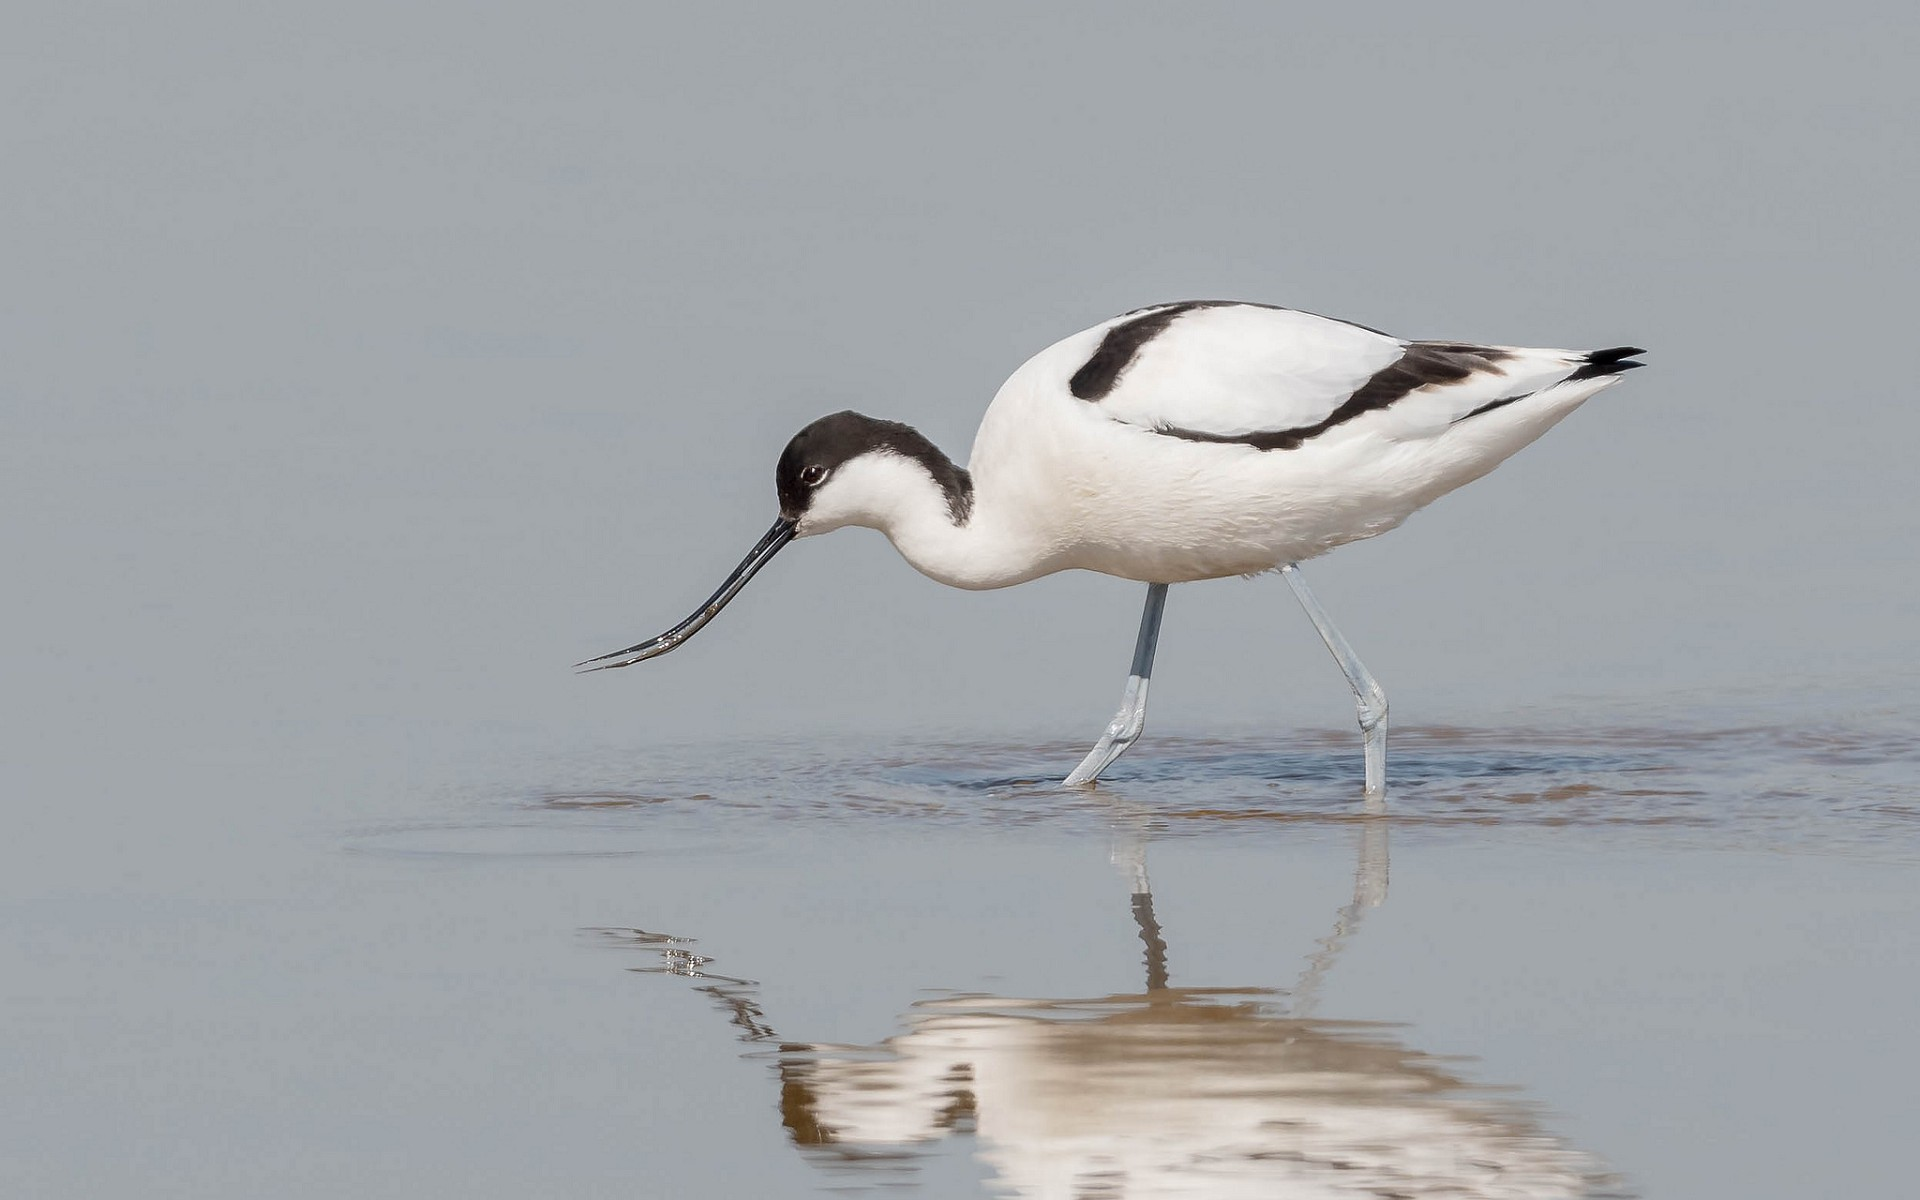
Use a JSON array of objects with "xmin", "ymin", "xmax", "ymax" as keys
[{"xmin": 577, "ymin": 516, "xmax": 797, "ymax": 672}]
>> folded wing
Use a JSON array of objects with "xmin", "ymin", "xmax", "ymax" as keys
[{"xmin": 1075, "ymin": 302, "xmax": 1640, "ymax": 450}]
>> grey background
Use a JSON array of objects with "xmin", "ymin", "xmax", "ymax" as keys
[
  {"xmin": 5, "ymin": 5, "xmax": 1918, "ymax": 1197},
  {"xmin": 7, "ymin": 4, "xmax": 1916, "ymax": 761}
]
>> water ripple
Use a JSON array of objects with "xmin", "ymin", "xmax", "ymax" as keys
[{"xmin": 365, "ymin": 719, "xmax": 1919, "ymax": 861}]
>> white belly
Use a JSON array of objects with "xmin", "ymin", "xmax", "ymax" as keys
[{"xmin": 971, "ymin": 376, "xmax": 1607, "ymax": 585}]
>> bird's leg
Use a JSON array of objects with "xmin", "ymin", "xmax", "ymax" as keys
[
  {"xmin": 1282, "ymin": 564, "xmax": 1388, "ymax": 807},
  {"xmin": 1063, "ymin": 583, "xmax": 1169, "ymax": 787}
]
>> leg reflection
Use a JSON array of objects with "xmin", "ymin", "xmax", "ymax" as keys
[{"xmin": 1289, "ymin": 815, "xmax": 1390, "ymax": 1018}]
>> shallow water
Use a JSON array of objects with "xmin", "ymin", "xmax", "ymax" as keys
[
  {"xmin": 361, "ymin": 720, "xmax": 1920, "ymax": 856},
  {"xmin": 16, "ymin": 717, "xmax": 1884, "ymax": 1197}
]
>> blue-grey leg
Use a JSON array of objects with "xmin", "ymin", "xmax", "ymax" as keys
[
  {"xmin": 1282, "ymin": 564, "xmax": 1388, "ymax": 806},
  {"xmin": 1063, "ymin": 583, "xmax": 1170, "ymax": 787}
]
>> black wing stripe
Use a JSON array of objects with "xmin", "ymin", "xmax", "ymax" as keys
[
  {"xmin": 1150, "ymin": 341, "xmax": 1515, "ymax": 452},
  {"xmin": 1455, "ymin": 392, "xmax": 1535, "ymax": 422}
]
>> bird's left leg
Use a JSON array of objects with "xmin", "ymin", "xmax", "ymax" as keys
[
  {"xmin": 1282, "ymin": 564, "xmax": 1388, "ymax": 807},
  {"xmin": 1063, "ymin": 583, "xmax": 1169, "ymax": 787}
]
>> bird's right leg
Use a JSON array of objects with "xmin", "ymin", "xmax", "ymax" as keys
[
  {"xmin": 1063, "ymin": 583, "xmax": 1169, "ymax": 787},
  {"xmin": 1282, "ymin": 564, "xmax": 1388, "ymax": 808}
]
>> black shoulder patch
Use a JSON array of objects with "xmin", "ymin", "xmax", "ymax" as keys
[
  {"xmin": 1071, "ymin": 300, "xmax": 1399, "ymax": 403},
  {"xmin": 1069, "ymin": 303, "xmax": 1208, "ymax": 400},
  {"xmin": 776, "ymin": 410, "xmax": 974, "ymax": 525},
  {"xmin": 1153, "ymin": 341, "xmax": 1515, "ymax": 452}
]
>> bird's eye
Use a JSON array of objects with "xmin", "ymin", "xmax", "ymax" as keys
[{"xmin": 800, "ymin": 464, "xmax": 827, "ymax": 486}]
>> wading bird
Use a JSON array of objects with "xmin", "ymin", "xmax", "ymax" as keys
[{"xmin": 581, "ymin": 301, "xmax": 1643, "ymax": 799}]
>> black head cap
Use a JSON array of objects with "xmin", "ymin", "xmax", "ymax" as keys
[{"xmin": 775, "ymin": 410, "xmax": 973, "ymax": 523}]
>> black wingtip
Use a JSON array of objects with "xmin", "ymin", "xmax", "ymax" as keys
[{"xmin": 1567, "ymin": 345, "xmax": 1648, "ymax": 381}]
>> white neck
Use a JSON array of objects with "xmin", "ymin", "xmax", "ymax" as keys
[{"xmin": 796, "ymin": 451, "xmax": 1056, "ymax": 590}]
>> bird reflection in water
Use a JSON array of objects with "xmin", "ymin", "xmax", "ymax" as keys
[{"xmin": 596, "ymin": 815, "xmax": 1623, "ymax": 1198}]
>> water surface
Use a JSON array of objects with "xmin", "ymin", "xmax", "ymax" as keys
[{"xmin": 255, "ymin": 716, "xmax": 1916, "ymax": 1198}]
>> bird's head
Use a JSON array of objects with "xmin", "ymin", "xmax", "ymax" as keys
[
  {"xmin": 578, "ymin": 410, "xmax": 967, "ymax": 672},
  {"xmin": 775, "ymin": 410, "xmax": 966, "ymax": 537}
]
